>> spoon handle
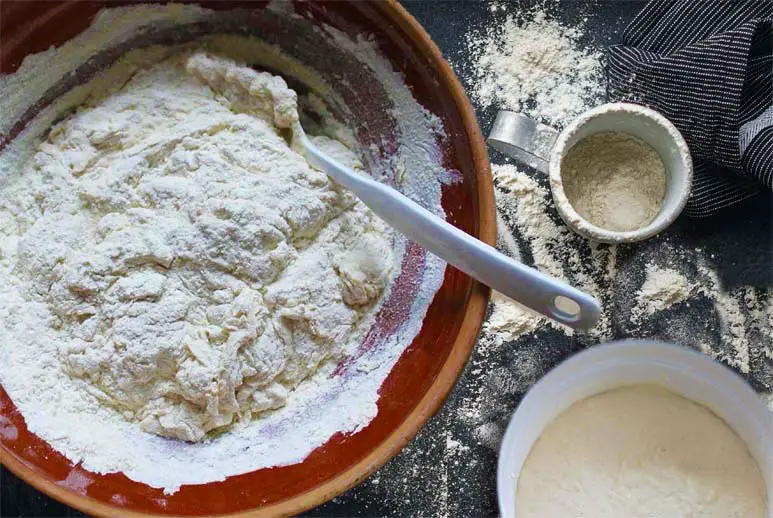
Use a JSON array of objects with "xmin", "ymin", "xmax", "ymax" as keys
[{"xmin": 302, "ymin": 140, "xmax": 601, "ymax": 330}]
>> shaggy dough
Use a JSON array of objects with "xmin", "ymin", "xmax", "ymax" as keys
[
  {"xmin": 335, "ymin": 233, "xmax": 394, "ymax": 306},
  {"xmin": 516, "ymin": 385, "xmax": 767, "ymax": 518},
  {"xmin": 1, "ymin": 51, "xmax": 394, "ymax": 442}
]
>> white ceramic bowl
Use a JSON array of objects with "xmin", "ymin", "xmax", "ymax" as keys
[{"xmin": 497, "ymin": 340, "xmax": 773, "ymax": 518}]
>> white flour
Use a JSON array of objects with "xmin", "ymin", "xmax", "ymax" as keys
[
  {"xmin": 562, "ymin": 132, "xmax": 667, "ymax": 232},
  {"xmin": 483, "ymin": 292, "xmax": 552, "ymax": 345},
  {"xmin": 630, "ymin": 264, "xmax": 692, "ymax": 323},
  {"xmin": 517, "ymin": 385, "xmax": 767, "ymax": 517},
  {"xmin": 466, "ymin": 9, "xmax": 603, "ymax": 128},
  {"xmin": 492, "ymin": 163, "xmax": 614, "ymax": 340},
  {"xmin": 0, "ymin": 5, "xmax": 448, "ymax": 494},
  {"xmin": 2, "ymin": 50, "xmax": 397, "ymax": 444}
]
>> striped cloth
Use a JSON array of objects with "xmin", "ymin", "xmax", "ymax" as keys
[{"xmin": 607, "ymin": 0, "xmax": 772, "ymax": 217}]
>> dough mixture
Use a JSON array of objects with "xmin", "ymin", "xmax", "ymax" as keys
[
  {"xmin": 562, "ymin": 132, "xmax": 667, "ymax": 232},
  {"xmin": 516, "ymin": 385, "xmax": 767, "ymax": 518},
  {"xmin": 0, "ymin": 51, "xmax": 395, "ymax": 442}
]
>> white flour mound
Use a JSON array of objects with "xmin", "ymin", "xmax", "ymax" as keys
[
  {"xmin": 483, "ymin": 292, "xmax": 552, "ymax": 344},
  {"xmin": 517, "ymin": 385, "xmax": 767, "ymax": 518},
  {"xmin": 0, "ymin": 5, "xmax": 447, "ymax": 494},
  {"xmin": 2, "ymin": 50, "xmax": 396, "ymax": 444},
  {"xmin": 631, "ymin": 264, "xmax": 693, "ymax": 323}
]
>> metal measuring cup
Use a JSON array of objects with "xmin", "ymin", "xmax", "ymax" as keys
[{"xmin": 488, "ymin": 103, "xmax": 693, "ymax": 243}]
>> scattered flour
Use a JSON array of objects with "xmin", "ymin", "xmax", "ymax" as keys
[
  {"xmin": 562, "ymin": 132, "xmax": 667, "ymax": 232},
  {"xmin": 694, "ymin": 261, "xmax": 753, "ymax": 374},
  {"xmin": 487, "ymin": 163, "xmax": 771, "ymax": 389},
  {"xmin": 466, "ymin": 9, "xmax": 604, "ymax": 127},
  {"xmin": 483, "ymin": 292, "xmax": 553, "ymax": 344},
  {"xmin": 627, "ymin": 256, "xmax": 770, "ymax": 377},
  {"xmin": 468, "ymin": 5, "xmax": 770, "ymax": 407},
  {"xmin": 492, "ymin": 163, "xmax": 615, "ymax": 340},
  {"xmin": 631, "ymin": 264, "xmax": 693, "ymax": 323},
  {"xmin": 0, "ymin": 4, "xmax": 449, "ymax": 494},
  {"xmin": 445, "ymin": 434, "xmax": 470, "ymax": 454}
]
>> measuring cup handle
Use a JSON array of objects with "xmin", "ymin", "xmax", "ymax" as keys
[{"xmin": 486, "ymin": 111, "xmax": 558, "ymax": 175}]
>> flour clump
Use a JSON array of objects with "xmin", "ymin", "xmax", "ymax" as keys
[{"xmin": 0, "ymin": 50, "xmax": 395, "ymax": 443}]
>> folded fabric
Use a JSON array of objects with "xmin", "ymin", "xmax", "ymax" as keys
[{"xmin": 607, "ymin": 0, "xmax": 772, "ymax": 217}]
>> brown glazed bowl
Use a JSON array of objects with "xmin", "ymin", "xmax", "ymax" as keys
[{"xmin": 0, "ymin": 1, "xmax": 494, "ymax": 516}]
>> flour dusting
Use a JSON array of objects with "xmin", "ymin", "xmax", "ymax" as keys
[
  {"xmin": 631, "ymin": 264, "xmax": 693, "ymax": 323},
  {"xmin": 466, "ymin": 8, "xmax": 603, "ymax": 127},
  {"xmin": 493, "ymin": 164, "xmax": 614, "ymax": 340},
  {"xmin": 488, "ymin": 163, "xmax": 771, "ymax": 404},
  {"xmin": 483, "ymin": 292, "xmax": 554, "ymax": 344}
]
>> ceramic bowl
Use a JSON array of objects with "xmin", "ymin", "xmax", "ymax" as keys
[
  {"xmin": 497, "ymin": 340, "xmax": 773, "ymax": 518},
  {"xmin": 0, "ymin": 1, "xmax": 494, "ymax": 516}
]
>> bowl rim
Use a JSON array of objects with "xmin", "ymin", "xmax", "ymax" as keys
[{"xmin": 0, "ymin": 1, "xmax": 495, "ymax": 516}]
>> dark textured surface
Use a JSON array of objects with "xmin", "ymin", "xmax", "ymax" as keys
[{"xmin": 2, "ymin": 1, "xmax": 772, "ymax": 517}]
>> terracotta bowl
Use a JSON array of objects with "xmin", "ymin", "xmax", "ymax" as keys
[{"xmin": 0, "ymin": 1, "xmax": 493, "ymax": 516}]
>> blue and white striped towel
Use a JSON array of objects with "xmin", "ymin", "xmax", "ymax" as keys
[{"xmin": 607, "ymin": 0, "xmax": 772, "ymax": 217}]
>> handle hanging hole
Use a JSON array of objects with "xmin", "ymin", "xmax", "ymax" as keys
[{"xmin": 551, "ymin": 296, "xmax": 582, "ymax": 323}]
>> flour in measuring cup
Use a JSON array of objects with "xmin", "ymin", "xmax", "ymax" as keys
[{"xmin": 561, "ymin": 132, "xmax": 667, "ymax": 232}]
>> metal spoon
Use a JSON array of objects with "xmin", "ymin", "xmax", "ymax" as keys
[{"xmin": 295, "ymin": 129, "xmax": 601, "ymax": 330}]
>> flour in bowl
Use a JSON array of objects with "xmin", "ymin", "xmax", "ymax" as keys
[
  {"xmin": 517, "ymin": 385, "xmax": 767, "ymax": 518},
  {"xmin": 562, "ymin": 132, "xmax": 667, "ymax": 232},
  {"xmin": 0, "ymin": 4, "xmax": 448, "ymax": 493},
  {"xmin": 1, "ymin": 50, "xmax": 396, "ymax": 443}
]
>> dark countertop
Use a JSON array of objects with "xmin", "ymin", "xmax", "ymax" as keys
[{"xmin": 2, "ymin": 1, "xmax": 771, "ymax": 516}]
